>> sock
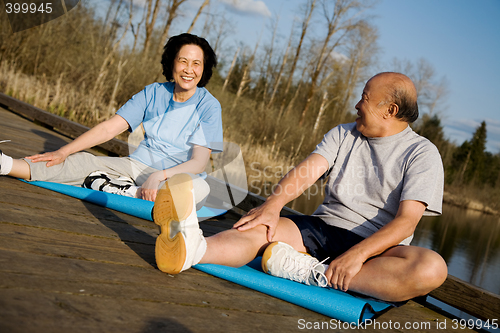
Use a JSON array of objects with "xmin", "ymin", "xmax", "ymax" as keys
[
  {"xmin": 0, "ymin": 152, "xmax": 13, "ymax": 175},
  {"xmin": 188, "ymin": 236, "xmax": 207, "ymax": 270}
]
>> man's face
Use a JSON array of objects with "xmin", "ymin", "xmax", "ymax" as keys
[{"xmin": 354, "ymin": 76, "xmax": 390, "ymax": 138}]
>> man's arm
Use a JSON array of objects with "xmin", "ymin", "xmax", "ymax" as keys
[
  {"xmin": 325, "ymin": 199, "xmax": 427, "ymax": 292},
  {"xmin": 140, "ymin": 145, "xmax": 211, "ymax": 201},
  {"xmin": 233, "ymin": 153, "xmax": 330, "ymax": 242}
]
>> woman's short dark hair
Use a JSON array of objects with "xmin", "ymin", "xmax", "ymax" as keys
[{"xmin": 161, "ymin": 33, "xmax": 217, "ymax": 87}]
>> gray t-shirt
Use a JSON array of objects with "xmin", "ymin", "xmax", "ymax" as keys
[{"xmin": 312, "ymin": 123, "xmax": 444, "ymax": 245}]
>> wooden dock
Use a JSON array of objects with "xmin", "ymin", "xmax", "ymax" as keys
[{"xmin": 0, "ymin": 95, "xmax": 497, "ymax": 332}]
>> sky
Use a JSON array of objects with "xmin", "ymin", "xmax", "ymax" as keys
[{"xmin": 97, "ymin": 0, "xmax": 500, "ymax": 153}]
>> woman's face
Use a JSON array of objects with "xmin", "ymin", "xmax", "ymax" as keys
[{"xmin": 172, "ymin": 44, "xmax": 204, "ymax": 98}]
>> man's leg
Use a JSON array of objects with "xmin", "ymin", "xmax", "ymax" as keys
[
  {"xmin": 200, "ymin": 217, "xmax": 306, "ymax": 267},
  {"xmin": 347, "ymin": 245, "xmax": 447, "ymax": 302}
]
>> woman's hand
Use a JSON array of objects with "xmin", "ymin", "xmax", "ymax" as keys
[
  {"xmin": 25, "ymin": 149, "xmax": 69, "ymax": 167},
  {"xmin": 140, "ymin": 171, "xmax": 165, "ymax": 201}
]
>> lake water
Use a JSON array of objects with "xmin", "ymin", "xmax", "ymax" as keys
[
  {"xmin": 413, "ymin": 204, "xmax": 500, "ymax": 296},
  {"xmin": 412, "ymin": 204, "xmax": 500, "ymax": 331}
]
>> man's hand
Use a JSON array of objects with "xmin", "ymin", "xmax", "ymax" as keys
[
  {"xmin": 25, "ymin": 149, "xmax": 69, "ymax": 167},
  {"xmin": 232, "ymin": 201, "xmax": 281, "ymax": 242},
  {"xmin": 140, "ymin": 171, "xmax": 165, "ymax": 201},
  {"xmin": 324, "ymin": 249, "xmax": 365, "ymax": 292}
]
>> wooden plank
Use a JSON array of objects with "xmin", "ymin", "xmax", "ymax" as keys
[
  {"xmin": 2, "ymin": 93, "xmax": 500, "ymax": 329},
  {"xmin": 430, "ymin": 275, "xmax": 500, "ymax": 321},
  {"xmin": 0, "ymin": 288, "xmax": 323, "ymax": 333}
]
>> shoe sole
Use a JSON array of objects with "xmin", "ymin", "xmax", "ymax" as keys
[
  {"xmin": 261, "ymin": 242, "xmax": 311, "ymax": 273},
  {"xmin": 261, "ymin": 241, "xmax": 280, "ymax": 273},
  {"xmin": 153, "ymin": 174, "xmax": 194, "ymax": 274}
]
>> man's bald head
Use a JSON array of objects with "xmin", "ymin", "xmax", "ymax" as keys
[{"xmin": 370, "ymin": 72, "xmax": 419, "ymax": 123}]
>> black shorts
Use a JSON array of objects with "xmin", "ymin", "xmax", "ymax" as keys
[{"xmin": 286, "ymin": 215, "xmax": 365, "ymax": 264}]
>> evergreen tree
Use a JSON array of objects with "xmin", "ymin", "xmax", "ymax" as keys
[
  {"xmin": 416, "ymin": 113, "xmax": 445, "ymax": 150},
  {"xmin": 450, "ymin": 121, "xmax": 487, "ymax": 185}
]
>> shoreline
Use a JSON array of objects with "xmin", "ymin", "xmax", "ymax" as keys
[{"xmin": 443, "ymin": 191, "xmax": 499, "ymax": 215}]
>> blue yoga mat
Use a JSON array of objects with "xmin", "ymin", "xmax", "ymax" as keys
[
  {"xmin": 195, "ymin": 258, "xmax": 393, "ymax": 325},
  {"xmin": 23, "ymin": 180, "xmax": 391, "ymax": 323},
  {"xmin": 22, "ymin": 180, "xmax": 227, "ymax": 220}
]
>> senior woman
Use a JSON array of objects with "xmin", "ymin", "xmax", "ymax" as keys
[{"xmin": 0, "ymin": 33, "xmax": 223, "ymax": 203}]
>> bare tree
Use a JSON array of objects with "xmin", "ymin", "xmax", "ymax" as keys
[
  {"xmin": 202, "ymin": 10, "xmax": 234, "ymax": 55},
  {"xmin": 391, "ymin": 57, "xmax": 449, "ymax": 116},
  {"xmin": 232, "ymin": 40, "xmax": 260, "ymax": 111},
  {"xmin": 299, "ymin": 0, "xmax": 371, "ymax": 126},
  {"xmin": 257, "ymin": 16, "xmax": 280, "ymax": 103},
  {"xmin": 336, "ymin": 20, "xmax": 378, "ymax": 123},
  {"xmin": 223, "ymin": 47, "xmax": 240, "ymax": 92},
  {"xmin": 268, "ymin": 22, "xmax": 294, "ymax": 107},
  {"xmin": 154, "ymin": 0, "xmax": 188, "ymax": 60},
  {"xmin": 279, "ymin": 0, "xmax": 316, "ymax": 113},
  {"xmin": 92, "ymin": 1, "xmax": 133, "ymax": 119},
  {"xmin": 142, "ymin": 0, "xmax": 162, "ymax": 57},
  {"xmin": 131, "ymin": 2, "xmax": 147, "ymax": 54},
  {"xmin": 187, "ymin": 0, "xmax": 210, "ymax": 33}
]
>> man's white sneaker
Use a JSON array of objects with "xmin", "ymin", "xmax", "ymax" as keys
[
  {"xmin": 83, "ymin": 171, "xmax": 138, "ymax": 198},
  {"xmin": 153, "ymin": 173, "xmax": 206, "ymax": 274},
  {"xmin": 262, "ymin": 242, "xmax": 328, "ymax": 287}
]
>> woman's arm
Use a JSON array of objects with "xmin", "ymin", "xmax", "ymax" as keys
[
  {"xmin": 139, "ymin": 145, "xmax": 211, "ymax": 201},
  {"xmin": 26, "ymin": 115, "xmax": 130, "ymax": 167}
]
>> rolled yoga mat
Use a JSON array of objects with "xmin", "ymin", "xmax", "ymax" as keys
[
  {"xmin": 195, "ymin": 258, "xmax": 393, "ymax": 325},
  {"xmin": 22, "ymin": 180, "xmax": 227, "ymax": 220}
]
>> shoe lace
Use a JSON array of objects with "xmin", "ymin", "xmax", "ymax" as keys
[{"xmin": 279, "ymin": 250, "xmax": 329, "ymax": 287}]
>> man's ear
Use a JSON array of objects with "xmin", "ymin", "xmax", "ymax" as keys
[{"xmin": 385, "ymin": 103, "xmax": 399, "ymax": 118}]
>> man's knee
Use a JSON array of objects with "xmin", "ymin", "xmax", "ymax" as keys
[{"xmin": 412, "ymin": 248, "xmax": 448, "ymax": 292}]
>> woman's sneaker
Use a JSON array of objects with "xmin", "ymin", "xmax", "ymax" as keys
[
  {"xmin": 153, "ymin": 173, "xmax": 206, "ymax": 274},
  {"xmin": 83, "ymin": 171, "xmax": 138, "ymax": 198},
  {"xmin": 0, "ymin": 140, "xmax": 13, "ymax": 176},
  {"xmin": 262, "ymin": 242, "xmax": 328, "ymax": 287}
]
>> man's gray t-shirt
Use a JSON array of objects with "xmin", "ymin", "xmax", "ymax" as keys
[{"xmin": 312, "ymin": 123, "xmax": 444, "ymax": 245}]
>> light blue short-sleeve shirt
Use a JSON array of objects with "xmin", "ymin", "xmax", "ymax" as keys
[{"xmin": 116, "ymin": 82, "xmax": 223, "ymax": 170}]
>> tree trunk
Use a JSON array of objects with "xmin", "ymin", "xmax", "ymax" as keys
[
  {"xmin": 142, "ymin": 0, "xmax": 162, "ymax": 58},
  {"xmin": 187, "ymin": 0, "xmax": 210, "ymax": 33},
  {"xmin": 222, "ymin": 48, "xmax": 239, "ymax": 92},
  {"xmin": 232, "ymin": 41, "xmax": 260, "ymax": 111},
  {"xmin": 279, "ymin": 0, "xmax": 315, "ymax": 112},
  {"xmin": 298, "ymin": 0, "xmax": 363, "ymax": 126},
  {"xmin": 155, "ymin": 0, "xmax": 188, "ymax": 61}
]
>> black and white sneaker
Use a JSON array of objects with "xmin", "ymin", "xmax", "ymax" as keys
[{"xmin": 83, "ymin": 171, "xmax": 138, "ymax": 198}]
